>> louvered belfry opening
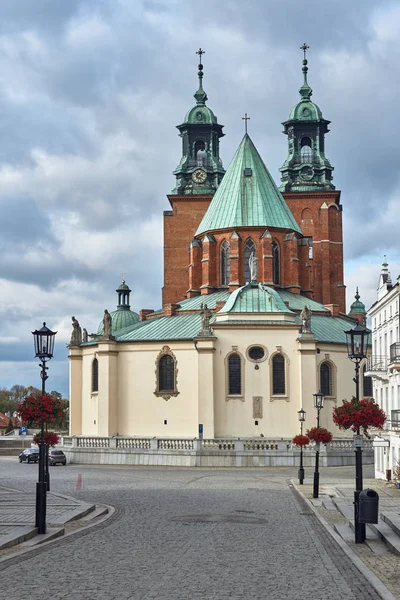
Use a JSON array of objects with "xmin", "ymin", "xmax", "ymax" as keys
[
  {"xmin": 228, "ymin": 353, "xmax": 241, "ymax": 395},
  {"xmin": 159, "ymin": 355, "xmax": 174, "ymax": 391}
]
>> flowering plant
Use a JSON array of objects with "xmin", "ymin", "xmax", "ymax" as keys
[
  {"xmin": 33, "ymin": 431, "xmax": 59, "ymax": 447},
  {"xmin": 17, "ymin": 393, "xmax": 64, "ymax": 426},
  {"xmin": 332, "ymin": 397, "xmax": 386, "ymax": 437},
  {"xmin": 306, "ymin": 427, "xmax": 332, "ymax": 445},
  {"xmin": 292, "ymin": 434, "xmax": 310, "ymax": 447}
]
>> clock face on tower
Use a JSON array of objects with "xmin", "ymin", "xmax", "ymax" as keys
[
  {"xmin": 192, "ymin": 169, "xmax": 207, "ymax": 184},
  {"xmin": 300, "ymin": 166, "xmax": 314, "ymax": 180}
]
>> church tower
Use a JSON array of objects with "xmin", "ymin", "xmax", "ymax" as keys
[
  {"xmin": 162, "ymin": 49, "xmax": 225, "ymax": 306},
  {"xmin": 281, "ymin": 45, "xmax": 346, "ymax": 314}
]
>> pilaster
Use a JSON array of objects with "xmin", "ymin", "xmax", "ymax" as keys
[
  {"xmin": 68, "ymin": 347, "xmax": 83, "ymax": 436},
  {"xmin": 97, "ymin": 341, "xmax": 119, "ymax": 437},
  {"xmin": 195, "ymin": 337, "xmax": 216, "ymax": 438}
]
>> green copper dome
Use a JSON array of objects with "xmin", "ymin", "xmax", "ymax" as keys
[
  {"xmin": 349, "ymin": 288, "xmax": 366, "ymax": 315},
  {"xmin": 289, "ymin": 100, "xmax": 322, "ymax": 121},
  {"xmin": 97, "ymin": 279, "xmax": 139, "ymax": 335},
  {"xmin": 223, "ymin": 282, "xmax": 294, "ymax": 314},
  {"xmin": 184, "ymin": 104, "xmax": 217, "ymax": 125}
]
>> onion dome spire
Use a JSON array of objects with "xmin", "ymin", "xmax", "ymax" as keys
[
  {"xmin": 194, "ymin": 48, "xmax": 208, "ymax": 106},
  {"xmin": 349, "ymin": 287, "xmax": 366, "ymax": 324},
  {"xmin": 299, "ymin": 42, "xmax": 312, "ymax": 101}
]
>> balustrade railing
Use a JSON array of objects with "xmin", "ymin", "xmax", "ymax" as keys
[
  {"xmin": 158, "ymin": 439, "xmax": 194, "ymax": 450},
  {"xmin": 117, "ymin": 438, "xmax": 151, "ymax": 449},
  {"xmin": 202, "ymin": 439, "xmax": 235, "ymax": 450},
  {"xmin": 366, "ymin": 355, "xmax": 388, "ymax": 372}
]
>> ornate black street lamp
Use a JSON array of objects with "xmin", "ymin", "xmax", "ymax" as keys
[
  {"xmin": 297, "ymin": 408, "xmax": 306, "ymax": 484},
  {"xmin": 312, "ymin": 391, "xmax": 324, "ymax": 498},
  {"xmin": 345, "ymin": 322, "xmax": 371, "ymax": 544},
  {"xmin": 32, "ymin": 322, "xmax": 56, "ymax": 535}
]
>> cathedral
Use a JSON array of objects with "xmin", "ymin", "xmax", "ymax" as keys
[{"xmin": 68, "ymin": 48, "xmax": 371, "ymax": 441}]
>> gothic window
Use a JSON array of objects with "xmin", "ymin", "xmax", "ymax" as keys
[
  {"xmin": 244, "ymin": 239, "xmax": 256, "ymax": 282},
  {"xmin": 272, "ymin": 241, "xmax": 280, "ymax": 285},
  {"xmin": 220, "ymin": 240, "xmax": 230, "ymax": 285},
  {"xmin": 228, "ymin": 353, "xmax": 242, "ymax": 395},
  {"xmin": 300, "ymin": 136, "xmax": 312, "ymax": 163},
  {"xmin": 154, "ymin": 346, "xmax": 179, "ymax": 400},
  {"xmin": 272, "ymin": 354, "xmax": 285, "ymax": 395},
  {"xmin": 320, "ymin": 362, "xmax": 332, "ymax": 396},
  {"xmin": 363, "ymin": 364, "xmax": 373, "ymax": 397},
  {"xmin": 92, "ymin": 358, "xmax": 98, "ymax": 393}
]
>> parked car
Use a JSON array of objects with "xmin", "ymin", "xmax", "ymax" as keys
[
  {"xmin": 48, "ymin": 449, "xmax": 66, "ymax": 466},
  {"xmin": 18, "ymin": 448, "xmax": 39, "ymax": 463}
]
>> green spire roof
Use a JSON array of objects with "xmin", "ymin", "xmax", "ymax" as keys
[
  {"xmin": 288, "ymin": 44, "xmax": 322, "ymax": 121},
  {"xmin": 183, "ymin": 50, "xmax": 218, "ymax": 125},
  {"xmin": 196, "ymin": 134, "xmax": 302, "ymax": 236}
]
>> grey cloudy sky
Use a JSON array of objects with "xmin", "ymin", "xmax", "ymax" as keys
[{"xmin": 0, "ymin": 0, "xmax": 399, "ymax": 396}]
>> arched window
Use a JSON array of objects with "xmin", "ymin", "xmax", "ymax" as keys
[
  {"xmin": 220, "ymin": 240, "xmax": 230, "ymax": 285},
  {"xmin": 272, "ymin": 240, "xmax": 280, "ymax": 285},
  {"xmin": 300, "ymin": 136, "xmax": 312, "ymax": 163},
  {"xmin": 92, "ymin": 358, "xmax": 98, "ymax": 393},
  {"xmin": 320, "ymin": 362, "xmax": 332, "ymax": 396},
  {"xmin": 228, "ymin": 353, "xmax": 242, "ymax": 395},
  {"xmin": 154, "ymin": 346, "xmax": 179, "ymax": 400},
  {"xmin": 272, "ymin": 354, "xmax": 285, "ymax": 395},
  {"xmin": 194, "ymin": 140, "xmax": 206, "ymax": 165},
  {"xmin": 363, "ymin": 364, "xmax": 373, "ymax": 397},
  {"xmin": 159, "ymin": 355, "xmax": 174, "ymax": 392},
  {"xmin": 244, "ymin": 239, "xmax": 256, "ymax": 282}
]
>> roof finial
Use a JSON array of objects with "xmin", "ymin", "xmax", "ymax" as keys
[
  {"xmin": 122, "ymin": 271, "xmax": 126, "ymax": 284},
  {"xmin": 194, "ymin": 48, "xmax": 207, "ymax": 106},
  {"xmin": 355, "ymin": 286, "xmax": 360, "ymax": 301},
  {"xmin": 242, "ymin": 113, "xmax": 250, "ymax": 134},
  {"xmin": 299, "ymin": 42, "xmax": 312, "ymax": 101}
]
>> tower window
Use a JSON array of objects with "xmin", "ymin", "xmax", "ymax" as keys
[
  {"xmin": 92, "ymin": 358, "xmax": 98, "ymax": 393},
  {"xmin": 194, "ymin": 140, "xmax": 206, "ymax": 165},
  {"xmin": 228, "ymin": 353, "xmax": 242, "ymax": 395},
  {"xmin": 272, "ymin": 354, "xmax": 285, "ymax": 395},
  {"xmin": 300, "ymin": 136, "xmax": 312, "ymax": 163},
  {"xmin": 272, "ymin": 240, "xmax": 280, "ymax": 285},
  {"xmin": 244, "ymin": 239, "xmax": 256, "ymax": 283},
  {"xmin": 220, "ymin": 240, "xmax": 230, "ymax": 285},
  {"xmin": 363, "ymin": 364, "xmax": 373, "ymax": 397}
]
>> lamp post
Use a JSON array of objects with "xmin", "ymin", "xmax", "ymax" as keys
[
  {"xmin": 32, "ymin": 322, "xmax": 56, "ymax": 535},
  {"xmin": 313, "ymin": 391, "xmax": 325, "ymax": 499},
  {"xmin": 298, "ymin": 408, "xmax": 306, "ymax": 484},
  {"xmin": 345, "ymin": 322, "xmax": 371, "ymax": 544}
]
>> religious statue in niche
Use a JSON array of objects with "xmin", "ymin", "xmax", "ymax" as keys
[
  {"xmin": 199, "ymin": 303, "xmax": 213, "ymax": 336},
  {"xmin": 70, "ymin": 316, "xmax": 82, "ymax": 345},
  {"xmin": 300, "ymin": 305, "xmax": 312, "ymax": 333},
  {"xmin": 249, "ymin": 252, "xmax": 258, "ymax": 282}
]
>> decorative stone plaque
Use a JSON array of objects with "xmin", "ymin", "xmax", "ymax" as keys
[{"xmin": 253, "ymin": 396, "xmax": 263, "ymax": 419}]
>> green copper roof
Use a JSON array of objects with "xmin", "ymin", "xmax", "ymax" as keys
[
  {"xmin": 223, "ymin": 283, "xmax": 294, "ymax": 314},
  {"xmin": 195, "ymin": 134, "xmax": 302, "ymax": 236},
  {"xmin": 310, "ymin": 315, "xmax": 356, "ymax": 345},
  {"xmin": 275, "ymin": 290, "xmax": 330, "ymax": 313},
  {"xmin": 176, "ymin": 290, "xmax": 231, "ymax": 311},
  {"xmin": 117, "ymin": 313, "xmax": 211, "ymax": 342},
  {"xmin": 288, "ymin": 48, "xmax": 322, "ymax": 121},
  {"xmin": 349, "ymin": 288, "xmax": 366, "ymax": 315}
]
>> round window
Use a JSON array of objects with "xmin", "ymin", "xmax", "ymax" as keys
[{"xmin": 248, "ymin": 346, "xmax": 265, "ymax": 361}]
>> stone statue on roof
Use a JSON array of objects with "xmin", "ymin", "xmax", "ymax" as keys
[
  {"xmin": 103, "ymin": 309, "xmax": 112, "ymax": 339},
  {"xmin": 200, "ymin": 303, "xmax": 213, "ymax": 336},
  {"xmin": 249, "ymin": 252, "xmax": 258, "ymax": 282},
  {"xmin": 70, "ymin": 316, "xmax": 82, "ymax": 345},
  {"xmin": 300, "ymin": 305, "xmax": 312, "ymax": 333},
  {"xmin": 82, "ymin": 328, "xmax": 88, "ymax": 343}
]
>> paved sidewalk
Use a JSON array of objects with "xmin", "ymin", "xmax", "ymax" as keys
[
  {"xmin": 295, "ymin": 477, "xmax": 400, "ymax": 600},
  {"xmin": 0, "ymin": 485, "xmax": 104, "ymax": 556}
]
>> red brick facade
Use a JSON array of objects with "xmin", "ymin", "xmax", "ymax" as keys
[{"xmin": 162, "ymin": 190, "xmax": 346, "ymax": 314}]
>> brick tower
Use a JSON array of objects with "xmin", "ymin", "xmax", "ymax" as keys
[
  {"xmin": 279, "ymin": 44, "xmax": 346, "ymax": 314},
  {"xmin": 162, "ymin": 49, "xmax": 225, "ymax": 306}
]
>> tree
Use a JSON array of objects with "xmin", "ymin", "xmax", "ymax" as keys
[{"xmin": 332, "ymin": 397, "xmax": 386, "ymax": 437}]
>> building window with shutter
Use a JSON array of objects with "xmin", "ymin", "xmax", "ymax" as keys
[
  {"xmin": 220, "ymin": 240, "xmax": 230, "ymax": 285},
  {"xmin": 154, "ymin": 346, "xmax": 179, "ymax": 400},
  {"xmin": 92, "ymin": 358, "xmax": 98, "ymax": 393},
  {"xmin": 363, "ymin": 364, "xmax": 373, "ymax": 397},
  {"xmin": 272, "ymin": 354, "xmax": 285, "ymax": 395},
  {"xmin": 244, "ymin": 239, "xmax": 256, "ymax": 283}
]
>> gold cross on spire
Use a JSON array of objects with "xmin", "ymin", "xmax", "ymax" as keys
[
  {"xmin": 300, "ymin": 43, "xmax": 310, "ymax": 60},
  {"xmin": 196, "ymin": 48, "xmax": 205, "ymax": 66},
  {"xmin": 242, "ymin": 113, "xmax": 250, "ymax": 134}
]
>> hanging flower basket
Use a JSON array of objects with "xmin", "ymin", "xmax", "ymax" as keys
[
  {"xmin": 17, "ymin": 393, "xmax": 64, "ymax": 426},
  {"xmin": 33, "ymin": 431, "xmax": 59, "ymax": 447},
  {"xmin": 332, "ymin": 397, "xmax": 386, "ymax": 437},
  {"xmin": 307, "ymin": 427, "xmax": 332, "ymax": 445},
  {"xmin": 292, "ymin": 434, "xmax": 310, "ymax": 447}
]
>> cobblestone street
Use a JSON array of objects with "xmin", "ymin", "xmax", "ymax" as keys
[{"xmin": 0, "ymin": 460, "xmax": 384, "ymax": 600}]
